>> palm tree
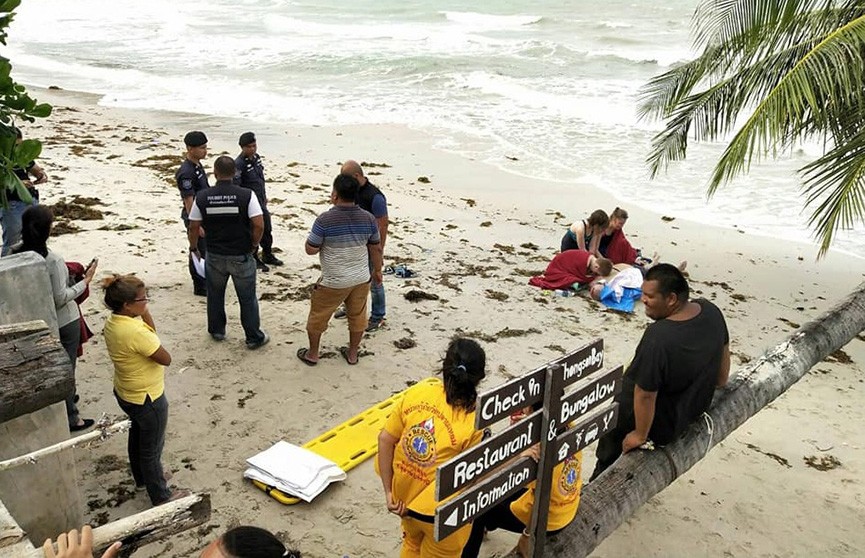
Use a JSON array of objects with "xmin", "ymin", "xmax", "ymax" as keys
[{"xmin": 639, "ymin": 0, "xmax": 865, "ymax": 257}]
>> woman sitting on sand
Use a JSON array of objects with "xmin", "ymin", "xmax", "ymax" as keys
[
  {"xmin": 102, "ymin": 274, "xmax": 186, "ymax": 506},
  {"xmin": 528, "ymin": 249, "xmax": 613, "ymax": 291},
  {"xmin": 598, "ymin": 207, "xmax": 635, "ymax": 263},
  {"xmin": 561, "ymin": 209, "xmax": 608, "ymax": 254},
  {"xmin": 377, "ymin": 337, "xmax": 487, "ymax": 556},
  {"xmin": 15, "ymin": 206, "xmax": 96, "ymax": 433}
]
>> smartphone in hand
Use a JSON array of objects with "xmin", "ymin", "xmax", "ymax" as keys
[{"xmin": 86, "ymin": 257, "xmax": 98, "ymax": 271}]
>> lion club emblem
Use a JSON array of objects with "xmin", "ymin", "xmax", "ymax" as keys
[
  {"xmin": 403, "ymin": 417, "xmax": 436, "ymax": 466},
  {"xmin": 558, "ymin": 455, "xmax": 581, "ymax": 497}
]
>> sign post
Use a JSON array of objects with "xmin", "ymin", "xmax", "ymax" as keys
[
  {"xmin": 432, "ymin": 339, "xmax": 623, "ymax": 557},
  {"xmin": 525, "ymin": 364, "xmax": 561, "ymax": 558}
]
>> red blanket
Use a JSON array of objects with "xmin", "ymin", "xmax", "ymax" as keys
[
  {"xmin": 603, "ymin": 229, "xmax": 637, "ymax": 265},
  {"xmin": 528, "ymin": 250, "xmax": 592, "ymax": 290}
]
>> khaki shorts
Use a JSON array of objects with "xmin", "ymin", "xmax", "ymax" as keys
[{"xmin": 306, "ymin": 281, "xmax": 370, "ymax": 334}]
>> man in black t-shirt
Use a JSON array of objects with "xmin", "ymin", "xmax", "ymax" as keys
[
  {"xmin": 591, "ymin": 263, "xmax": 730, "ymax": 479},
  {"xmin": 175, "ymin": 131, "xmax": 210, "ymax": 296}
]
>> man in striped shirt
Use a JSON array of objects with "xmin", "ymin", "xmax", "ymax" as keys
[{"xmin": 298, "ymin": 173, "xmax": 383, "ymax": 366}]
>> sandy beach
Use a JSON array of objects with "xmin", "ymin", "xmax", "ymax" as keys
[{"xmin": 17, "ymin": 86, "xmax": 865, "ymax": 557}]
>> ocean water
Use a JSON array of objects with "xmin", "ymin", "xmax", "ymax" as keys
[{"xmin": 5, "ymin": 0, "xmax": 863, "ymax": 256}]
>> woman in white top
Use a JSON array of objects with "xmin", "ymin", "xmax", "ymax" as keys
[{"xmin": 16, "ymin": 206, "xmax": 97, "ymax": 431}]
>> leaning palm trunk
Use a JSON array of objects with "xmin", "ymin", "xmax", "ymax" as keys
[{"xmin": 517, "ymin": 281, "xmax": 865, "ymax": 558}]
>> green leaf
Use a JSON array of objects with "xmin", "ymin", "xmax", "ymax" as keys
[
  {"xmin": 2, "ymin": 168, "xmax": 30, "ymax": 205},
  {"xmin": 0, "ymin": 0, "xmax": 23, "ymax": 13},
  {"xmin": 29, "ymin": 102, "xmax": 51, "ymax": 118},
  {"xmin": 13, "ymin": 138, "xmax": 40, "ymax": 167}
]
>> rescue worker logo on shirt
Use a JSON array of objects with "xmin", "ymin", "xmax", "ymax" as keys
[
  {"xmin": 403, "ymin": 417, "xmax": 436, "ymax": 467},
  {"xmin": 558, "ymin": 455, "xmax": 581, "ymax": 498}
]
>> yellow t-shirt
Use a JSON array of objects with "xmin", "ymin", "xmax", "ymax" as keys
[
  {"xmin": 103, "ymin": 314, "xmax": 164, "ymax": 405},
  {"xmin": 510, "ymin": 451, "xmax": 582, "ymax": 531},
  {"xmin": 382, "ymin": 379, "xmax": 483, "ymax": 516}
]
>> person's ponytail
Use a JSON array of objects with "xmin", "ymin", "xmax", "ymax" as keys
[{"xmin": 442, "ymin": 338, "xmax": 486, "ymax": 412}]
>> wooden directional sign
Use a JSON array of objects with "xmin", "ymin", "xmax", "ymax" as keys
[
  {"xmin": 436, "ymin": 411, "xmax": 542, "ymax": 501},
  {"xmin": 554, "ymin": 403, "xmax": 620, "ymax": 463},
  {"xmin": 557, "ymin": 365, "xmax": 624, "ymax": 425},
  {"xmin": 434, "ymin": 456, "xmax": 537, "ymax": 542},
  {"xmin": 474, "ymin": 338, "xmax": 605, "ymax": 429}
]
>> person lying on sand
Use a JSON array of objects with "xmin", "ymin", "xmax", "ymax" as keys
[{"xmin": 528, "ymin": 249, "xmax": 613, "ymax": 291}]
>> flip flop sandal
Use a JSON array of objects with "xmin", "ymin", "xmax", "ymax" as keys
[
  {"xmin": 396, "ymin": 267, "xmax": 418, "ymax": 279},
  {"xmin": 383, "ymin": 265, "xmax": 395, "ymax": 275},
  {"xmin": 296, "ymin": 347, "xmax": 318, "ymax": 366},
  {"xmin": 340, "ymin": 346, "xmax": 358, "ymax": 365}
]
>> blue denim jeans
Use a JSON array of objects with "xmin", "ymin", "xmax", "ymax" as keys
[
  {"xmin": 58, "ymin": 320, "xmax": 81, "ymax": 427},
  {"xmin": 115, "ymin": 392, "xmax": 171, "ymax": 505},
  {"xmin": 369, "ymin": 259, "xmax": 386, "ymax": 322},
  {"xmin": 205, "ymin": 252, "xmax": 265, "ymax": 345},
  {"xmin": 1, "ymin": 199, "xmax": 33, "ymax": 256}
]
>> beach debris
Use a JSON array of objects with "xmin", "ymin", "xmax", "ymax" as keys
[
  {"xmin": 49, "ymin": 197, "xmax": 104, "ymax": 221},
  {"xmin": 480, "ymin": 221, "xmax": 492, "ymax": 227},
  {"xmin": 661, "ymin": 215, "xmax": 675, "ymax": 222},
  {"xmin": 803, "ymin": 454, "xmax": 842, "ymax": 471},
  {"xmin": 237, "ymin": 389, "xmax": 256, "ymax": 408},
  {"xmin": 436, "ymin": 273, "xmax": 462, "ymax": 292},
  {"xmin": 49, "ymin": 84, "xmax": 62, "ymax": 90},
  {"xmin": 520, "ymin": 242, "xmax": 539, "ymax": 250},
  {"xmin": 93, "ymin": 454, "xmax": 127, "ymax": 475},
  {"xmin": 50, "ymin": 221, "xmax": 82, "ymax": 236},
  {"xmin": 417, "ymin": 176, "xmax": 431, "ymax": 183},
  {"xmin": 461, "ymin": 198, "xmax": 476, "ymax": 207},
  {"xmin": 361, "ymin": 161, "xmax": 391, "ymax": 168},
  {"xmin": 545, "ymin": 344, "xmax": 566, "ymax": 354},
  {"xmin": 456, "ymin": 327, "xmax": 542, "ymax": 343},
  {"xmin": 484, "ymin": 290, "xmax": 509, "ymax": 301},
  {"xmin": 744, "ymin": 442, "xmax": 791, "ymax": 468},
  {"xmin": 824, "ymin": 349, "xmax": 853, "ymax": 364},
  {"xmin": 493, "ymin": 243, "xmax": 515, "ymax": 253},
  {"xmin": 778, "ymin": 317, "xmax": 801, "ymax": 329},
  {"xmin": 404, "ymin": 290, "xmax": 439, "ymax": 302},
  {"xmin": 505, "ymin": 155, "xmax": 519, "ymax": 161},
  {"xmin": 97, "ymin": 223, "xmax": 139, "ymax": 231},
  {"xmin": 394, "ymin": 338, "xmax": 417, "ymax": 350}
]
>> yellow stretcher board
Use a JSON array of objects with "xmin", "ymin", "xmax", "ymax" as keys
[{"xmin": 251, "ymin": 377, "xmax": 439, "ymax": 505}]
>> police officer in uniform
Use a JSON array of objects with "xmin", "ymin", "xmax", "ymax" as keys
[
  {"xmin": 175, "ymin": 131, "xmax": 210, "ymax": 296},
  {"xmin": 188, "ymin": 155, "xmax": 269, "ymax": 350},
  {"xmin": 234, "ymin": 131, "xmax": 282, "ymax": 272}
]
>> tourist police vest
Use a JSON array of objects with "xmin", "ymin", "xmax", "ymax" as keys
[{"xmin": 194, "ymin": 181, "xmax": 254, "ymax": 256}]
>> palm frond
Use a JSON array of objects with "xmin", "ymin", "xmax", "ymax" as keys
[
  {"xmin": 708, "ymin": 14, "xmax": 865, "ymax": 195},
  {"xmin": 799, "ymin": 129, "xmax": 865, "ymax": 256}
]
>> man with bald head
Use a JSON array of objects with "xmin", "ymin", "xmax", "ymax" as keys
[{"xmin": 338, "ymin": 160, "xmax": 389, "ymax": 331}]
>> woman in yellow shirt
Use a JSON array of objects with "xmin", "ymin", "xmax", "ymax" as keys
[
  {"xmin": 102, "ymin": 274, "xmax": 181, "ymax": 506},
  {"xmin": 377, "ymin": 337, "xmax": 487, "ymax": 557}
]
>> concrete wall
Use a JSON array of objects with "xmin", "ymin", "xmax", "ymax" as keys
[
  {"xmin": 0, "ymin": 252, "xmax": 58, "ymax": 336},
  {"xmin": 0, "ymin": 252, "xmax": 83, "ymax": 545}
]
